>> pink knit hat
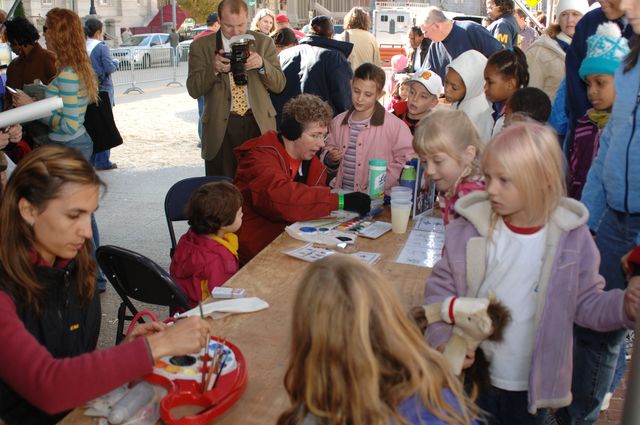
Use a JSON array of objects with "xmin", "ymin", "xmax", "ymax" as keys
[{"xmin": 391, "ymin": 54, "xmax": 408, "ymax": 73}]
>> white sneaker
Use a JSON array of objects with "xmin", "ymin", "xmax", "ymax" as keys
[{"xmin": 601, "ymin": 392, "xmax": 613, "ymax": 411}]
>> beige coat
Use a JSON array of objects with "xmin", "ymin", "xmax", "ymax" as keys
[
  {"xmin": 525, "ymin": 35, "xmax": 566, "ymax": 102},
  {"xmin": 186, "ymin": 30, "xmax": 285, "ymax": 160},
  {"xmin": 341, "ymin": 28, "xmax": 380, "ymax": 71}
]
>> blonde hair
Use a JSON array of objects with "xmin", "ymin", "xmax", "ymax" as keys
[
  {"xmin": 344, "ymin": 7, "xmax": 371, "ymax": 30},
  {"xmin": 251, "ymin": 8, "xmax": 276, "ymax": 33},
  {"xmin": 481, "ymin": 122, "xmax": 565, "ymax": 225},
  {"xmin": 45, "ymin": 8, "xmax": 99, "ymax": 103},
  {"xmin": 277, "ymin": 255, "xmax": 479, "ymax": 425},
  {"xmin": 413, "ymin": 109, "xmax": 483, "ymax": 192}
]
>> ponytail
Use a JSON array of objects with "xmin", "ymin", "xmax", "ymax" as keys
[{"xmin": 624, "ymin": 35, "xmax": 639, "ymax": 73}]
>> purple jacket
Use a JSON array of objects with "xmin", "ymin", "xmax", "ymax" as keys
[
  {"xmin": 567, "ymin": 114, "xmax": 602, "ymax": 200},
  {"xmin": 424, "ymin": 191, "xmax": 632, "ymax": 414}
]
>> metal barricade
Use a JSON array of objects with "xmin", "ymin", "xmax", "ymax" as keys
[
  {"xmin": 110, "ymin": 46, "xmax": 176, "ymax": 94},
  {"xmin": 169, "ymin": 45, "xmax": 191, "ymax": 87}
]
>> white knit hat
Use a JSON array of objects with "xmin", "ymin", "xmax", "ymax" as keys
[{"xmin": 556, "ymin": 0, "xmax": 589, "ymax": 20}]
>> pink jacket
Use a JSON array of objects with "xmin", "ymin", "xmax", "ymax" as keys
[{"xmin": 325, "ymin": 102, "xmax": 414, "ymax": 193}]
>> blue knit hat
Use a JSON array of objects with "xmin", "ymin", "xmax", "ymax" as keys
[{"xmin": 579, "ymin": 23, "xmax": 630, "ymax": 79}]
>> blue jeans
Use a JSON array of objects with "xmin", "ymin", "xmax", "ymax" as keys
[
  {"xmin": 476, "ymin": 386, "xmax": 547, "ymax": 425},
  {"xmin": 54, "ymin": 133, "xmax": 108, "ymax": 290},
  {"xmin": 91, "ymin": 150, "xmax": 113, "ymax": 169},
  {"xmin": 197, "ymin": 96, "xmax": 204, "ymax": 142},
  {"xmin": 556, "ymin": 208, "xmax": 640, "ymax": 424}
]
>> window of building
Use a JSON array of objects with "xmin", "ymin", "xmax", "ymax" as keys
[
  {"xmin": 380, "ymin": 15, "xmax": 388, "ymax": 22},
  {"xmin": 397, "ymin": 15, "xmax": 404, "ymax": 22}
]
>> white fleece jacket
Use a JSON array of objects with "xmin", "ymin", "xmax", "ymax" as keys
[{"xmin": 447, "ymin": 50, "xmax": 494, "ymax": 144}]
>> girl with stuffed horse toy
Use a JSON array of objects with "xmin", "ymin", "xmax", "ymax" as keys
[{"xmin": 424, "ymin": 122, "xmax": 640, "ymax": 425}]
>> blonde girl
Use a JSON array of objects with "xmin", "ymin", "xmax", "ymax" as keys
[
  {"xmin": 277, "ymin": 255, "xmax": 480, "ymax": 425},
  {"xmin": 424, "ymin": 122, "xmax": 640, "ymax": 425},
  {"xmin": 413, "ymin": 109, "xmax": 484, "ymax": 225},
  {"xmin": 251, "ymin": 9, "xmax": 276, "ymax": 35}
]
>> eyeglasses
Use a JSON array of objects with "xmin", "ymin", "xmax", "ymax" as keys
[{"xmin": 304, "ymin": 132, "xmax": 329, "ymax": 142}]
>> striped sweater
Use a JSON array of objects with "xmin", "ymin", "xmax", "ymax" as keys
[{"xmin": 44, "ymin": 67, "xmax": 89, "ymax": 142}]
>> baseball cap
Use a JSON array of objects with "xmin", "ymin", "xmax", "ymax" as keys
[
  {"xmin": 275, "ymin": 14, "xmax": 289, "ymax": 24},
  {"xmin": 207, "ymin": 12, "xmax": 219, "ymax": 24},
  {"xmin": 407, "ymin": 70, "xmax": 443, "ymax": 96}
]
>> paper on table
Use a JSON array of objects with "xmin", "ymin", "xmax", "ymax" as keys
[
  {"xmin": 0, "ymin": 97, "xmax": 63, "ymax": 128},
  {"xmin": 285, "ymin": 243, "xmax": 382, "ymax": 265},
  {"xmin": 177, "ymin": 297, "xmax": 269, "ymax": 318},
  {"xmin": 396, "ymin": 216, "xmax": 445, "ymax": 268}
]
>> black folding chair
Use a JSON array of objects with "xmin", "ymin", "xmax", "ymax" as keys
[
  {"xmin": 96, "ymin": 245, "xmax": 190, "ymax": 344},
  {"xmin": 164, "ymin": 176, "xmax": 232, "ymax": 258}
]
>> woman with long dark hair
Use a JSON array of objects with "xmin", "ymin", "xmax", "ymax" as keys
[{"xmin": 0, "ymin": 145, "xmax": 209, "ymax": 425}]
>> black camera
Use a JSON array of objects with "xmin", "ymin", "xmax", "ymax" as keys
[{"xmin": 223, "ymin": 35, "xmax": 255, "ymax": 86}]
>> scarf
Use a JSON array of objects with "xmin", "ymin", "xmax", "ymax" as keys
[
  {"xmin": 211, "ymin": 233, "xmax": 239, "ymax": 258},
  {"xmin": 587, "ymin": 108, "xmax": 611, "ymax": 129}
]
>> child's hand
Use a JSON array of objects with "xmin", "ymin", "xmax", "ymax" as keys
[
  {"xmin": 6, "ymin": 125, "xmax": 22, "ymax": 143},
  {"xmin": 624, "ymin": 276, "xmax": 640, "ymax": 321},
  {"xmin": 462, "ymin": 349, "xmax": 476, "ymax": 370},
  {"xmin": 326, "ymin": 147, "xmax": 343, "ymax": 163}
]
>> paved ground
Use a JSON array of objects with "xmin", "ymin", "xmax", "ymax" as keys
[
  {"xmin": 95, "ymin": 86, "xmax": 201, "ymax": 347},
  {"xmin": 95, "ymin": 86, "xmax": 630, "ymax": 424}
]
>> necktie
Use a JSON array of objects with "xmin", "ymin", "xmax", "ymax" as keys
[{"xmin": 230, "ymin": 75, "xmax": 250, "ymax": 116}]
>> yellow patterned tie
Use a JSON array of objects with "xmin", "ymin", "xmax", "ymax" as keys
[{"xmin": 230, "ymin": 75, "xmax": 250, "ymax": 116}]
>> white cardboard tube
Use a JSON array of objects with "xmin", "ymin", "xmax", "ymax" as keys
[{"xmin": 0, "ymin": 97, "xmax": 63, "ymax": 128}]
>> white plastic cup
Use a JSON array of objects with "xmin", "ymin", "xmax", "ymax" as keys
[
  {"xmin": 391, "ymin": 192, "xmax": 412, "ymax": 202},
  {"xmin": 391, "ymin": 186, "xmax": 412, "ymax": 194},
  {"xmin": 391, "ymin": 200, "xmax": 412, "ymax": 234}
]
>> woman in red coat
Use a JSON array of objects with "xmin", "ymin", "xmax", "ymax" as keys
[{"xmin": 234, "ymin": 94, "xmax": 371, "ymax": 264}]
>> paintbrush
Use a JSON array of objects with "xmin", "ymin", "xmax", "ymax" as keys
[
  {"xmin": 211, "ymin": 339, "xmax": 228, "ymax": 390},
  {"xmin": 198, "ymin": 302, "xmax": 211, "ymax": 393},
  {"xmin": 205, "ymin": 341, "xmax": 223, "ymax": 391},
  {"xmin": 200, "ymin": 332, "xmax": 211, "ymax": 393}
]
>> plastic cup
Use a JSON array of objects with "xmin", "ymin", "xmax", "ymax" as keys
[
  {"xmin": 391, "ymin": 186, "xmax": 412, "ymax": 195},
  {"xmin": 391, "ymin": 200, "xmax": 412, "ymax": 234},
  {"xmin": 391, "ymin": 192, "xmax": 412, "ymax": 202}
]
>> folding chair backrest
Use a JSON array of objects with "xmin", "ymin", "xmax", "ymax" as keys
[
  {"xmin": 164, "ymin": 176, "xmax": 232, "ymax": 257},
  {"xmin": 97, "ymin": 245, "xmax": 190, "ymax": 343}
]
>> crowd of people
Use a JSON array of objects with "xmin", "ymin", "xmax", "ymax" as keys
[{"xmin": 0, "ymin": 0, "xmax": 639, "ymax": 423}]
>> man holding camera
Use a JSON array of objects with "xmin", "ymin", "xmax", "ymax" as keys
[{"xmin": 187, "ymin": 0, "xmax": 285, "ymax": 177}]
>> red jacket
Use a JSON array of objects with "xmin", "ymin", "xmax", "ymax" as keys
[
  {"xmin": 234, "ymin": 131, "xmax": 339, "ymax": 264},
  {"xmin": 169, "ymin": 229, "xmax": 239, "ymax": 308}
]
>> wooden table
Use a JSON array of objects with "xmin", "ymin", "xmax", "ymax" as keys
[{"xmin": 61, "ymin": 218, "xmax": 431, "ymax": 424}]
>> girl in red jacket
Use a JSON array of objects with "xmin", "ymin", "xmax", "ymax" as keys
[{"xmin": 170, "ymin": 181, "xmax": 243, "ymax": 308}]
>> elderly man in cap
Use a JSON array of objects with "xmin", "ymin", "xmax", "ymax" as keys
[{"xmin": 275, "ymin": 13, "xmax": 306, "ymax": 39}]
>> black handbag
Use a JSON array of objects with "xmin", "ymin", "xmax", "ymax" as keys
[{"xmin": 84, "ymin": 91, "xmax": 123, "ymax": 154}]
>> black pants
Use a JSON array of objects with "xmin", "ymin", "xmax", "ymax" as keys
[{"xmin": 205, "ymin": 112, "xmax": 260, "ymax": 178}]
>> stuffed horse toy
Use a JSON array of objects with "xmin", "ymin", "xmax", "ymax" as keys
[{"xmin": 419, "ymin": 292, "xmax": 511, "ymax": 389}]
